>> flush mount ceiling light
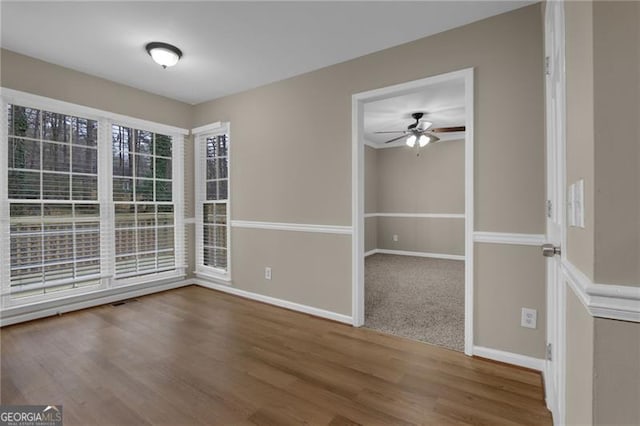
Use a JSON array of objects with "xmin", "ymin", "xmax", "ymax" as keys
[{"xmin": 145, "ymin": 42, "xmax": 182, "ymax": 69}]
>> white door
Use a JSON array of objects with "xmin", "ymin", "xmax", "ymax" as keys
[{"xmin": 544, "ymin": 0, "xmax": 566, "ymax": 422}]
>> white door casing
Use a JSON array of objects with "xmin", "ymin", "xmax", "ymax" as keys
[
  {"xmin": 351, "ymin": 68, "xmax": 475, "ymax": 356},
  {"xmin": 544, "ymin": 1, "xmax": 567, "ymax": 422}
]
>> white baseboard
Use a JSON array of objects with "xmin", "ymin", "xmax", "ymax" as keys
[
  {"xmin": 369, "ymin": 248, "xmax": 465, "ymax": 261},
  {"xmin": 192, "ymin": 278, "xmax": 353, "ymax": 325},
  {"xmin": 543, "ymin": 361, "xmax": 557, "ymax": 419},
  {"xmin": 473, "ymin": 345, "xmax": 545, "ymax": 371},
  {"xmin": 0, "ymin": 279, "xmax": 191, "ymax": 327}
]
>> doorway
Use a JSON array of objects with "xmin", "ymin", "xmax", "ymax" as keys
[{"xmin": 352, "ymin": 69, "xmax": 474, "ymax": 355}]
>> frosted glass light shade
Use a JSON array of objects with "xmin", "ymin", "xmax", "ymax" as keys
[{"xmin": 146, "ymin": 42, "xmax": 183, "ymax": 68}]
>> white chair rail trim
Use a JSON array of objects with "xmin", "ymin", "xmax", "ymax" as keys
[
  {"xmin": 473, "ymin": 232, "xmax": 546, "ymax": 246},
  {"xmin": 562, "ymin": 259, "xmax": 640, "ymax": 322},
  {"xmin": 230, "ymin": 220, "xmax": 352, "ymax": 235},
  {"xmin": 364, "ymin": 213, "xmax": 465, "ymax": 219}
]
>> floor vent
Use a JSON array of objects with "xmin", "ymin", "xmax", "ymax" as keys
[{"xmin": 111, "ymin": 298, "xmax": 139, "ymax": 307}]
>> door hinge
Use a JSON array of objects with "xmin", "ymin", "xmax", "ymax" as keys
[
  {"xmin": 545, "ymin": 56, "xmax": 551, "ymax": 76},
  {"xmin": 546, "ymin": 200, "xmax": 553, "ymax": 218},
  {"xmin": 546, "ymin": 343, "xmax": 553, "ymax": 361}
]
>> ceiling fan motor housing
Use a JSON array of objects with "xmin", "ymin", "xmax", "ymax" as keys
[{"xmin": 408, "ymin": 112, "xmax": 424, "ymax": 129}]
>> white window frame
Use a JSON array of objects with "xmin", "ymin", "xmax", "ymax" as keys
[
  {"xmin": 110, "ymin": 123, "xmax": 185, "ymax": 286},
  {"xmin": 0, "ymin": 88, "xmax": 188, "ymax": 310},
  {"xmin": 193, "ymin": 122, "xmax": 231, "ymax": 282}
]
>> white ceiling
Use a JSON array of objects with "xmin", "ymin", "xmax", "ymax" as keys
[
  {"xmin": 364, "ymin": 78, "xmax": 465, "ymax": 147},
  {"xmin": 1, "ymin": 1, "xmax": 534, "ymax": 105}
]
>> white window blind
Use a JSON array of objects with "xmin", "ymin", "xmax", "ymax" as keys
[
  {"xmin": 7, "ymin": 105, "xmax": 101, "ymax": 297},
  {"xmin": 112, "ymin": 124, "xmax": 176, "ymax": 278},
  {"xmin": 1, "ymin": 92, "xmax": 187, "ymax": 308},
  {"xmin": 195, "ymin": 125, "xmax": 230, "ymax": 277}
]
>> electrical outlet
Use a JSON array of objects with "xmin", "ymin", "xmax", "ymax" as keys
[
  {"xmin": 393, "ymin": 234, "xmax": 399, "ymax": 242},
  {"xmin": 521, "ymin": 308, "xmax": 537, "ymax": 329},
  {"xmin": 264, "ymin": 267, "xmax": 272, "ymax": 280}
]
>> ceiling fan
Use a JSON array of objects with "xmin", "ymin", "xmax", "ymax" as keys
[{"xmin": 375, "ymin": 112, "xmax": 465, "ymax": 147}]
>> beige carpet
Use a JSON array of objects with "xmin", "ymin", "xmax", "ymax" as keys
[{"xmin": 365, "ymin": 253, "xmax": 465, "ymax": 352}]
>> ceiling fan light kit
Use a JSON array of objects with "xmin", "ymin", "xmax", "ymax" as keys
[{"xmin": 406, "ymin": 134, "xmax": 431, "ymax": 148}]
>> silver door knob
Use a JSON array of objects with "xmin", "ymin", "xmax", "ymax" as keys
[{"xmin": 541, "ymin": 243, "xmax": 561, "ymax": 257}]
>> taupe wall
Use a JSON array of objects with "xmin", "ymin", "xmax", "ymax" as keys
[
  {"xmin": 365, "ymin": 217, "xmax": 377, "ymax": 253},
  {"xmin": 365, "ymin": 145, "xmax": 378, "ymax": 214},
  {"xmin": 232, "ymin": 228, "xmax": 352, "ymax": 315},
  {"xmin": 475, "ymin": 243, "xmax": 546, "ymax": 358},
  {"xmin": 364, "ymin": 146, "xmax": 378, "ymax": 252},
  {"xmin": 376, "ymin": 141, "xmax": 464, "ymax": 213},
  {"xmin": 565, "ymin": 0, "xmax": 595, "ymax": 280},
  {"xmin": 377, "ymin": 217, "xmax": 464, "ymax": 255},
  {"xmin": 373, "ymin": 140, "xmax": 464, "ymax": 255},
  {"xmin": 565, "ymin": 287, "xmax": 594, "ymax": 426},
  {"xmin": 192, "ymin": 4, "xmax": 546, "ymax": 355},
  {"xmin": 592, "ymin": 0, "xmax": 640, "ymax": 286},
  {"xmin": 564, "ymin": 2, "xmax": 640, "ymax": 424},
  {"xmin": 593, "ymin": 317, "xmax": 640, "ymax": 425},
  {"xmin": 565, "ymin": 0, "xmax": 639, "ymax": 287}
]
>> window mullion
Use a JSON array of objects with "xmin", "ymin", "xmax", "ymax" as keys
[
  {"xmin": 98, "ymin": 118, "xmax": 115, "ymax": 287},
  {"xmin": 195, "ymin": 134, "xmax": 205, "ymax": 269},
  {"xmin": 172, "ymin": 134, "xmax": 185, "ymax": 273},
  {"xmin": 0, "ymin": 100, "xmax": 10, "ymax": 306}
]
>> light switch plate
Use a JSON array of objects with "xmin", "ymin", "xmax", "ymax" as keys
[
  {"xmin": 575, "ymin": 179, "xmax": 585, "ymax": 228},
  {"xmin": 521, "ymin": 308, "xmax": 537, "ymax": 329},
  {"xmin": 567, "ymin": 183, "xmax": 575, "ymax": 227}
]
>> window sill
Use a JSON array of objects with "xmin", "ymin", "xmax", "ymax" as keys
[
  {"xmin": 112, "ymin": 269, "xmax": 186, "ymax": 288},
  {"xmin": 0, "ymin": 274, "xmax": 189, "ymax": 326},
  {"xmin": 194, "ymin": 269, "xmax": 231, "ymax": 283}
]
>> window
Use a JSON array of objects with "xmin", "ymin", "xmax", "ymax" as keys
[
  {"xmin": 1, "ymin": 91, "xmax": 186, "ymax": 308},
  {"xmin": 195, "ymin": 124, "xmax": 230, "ymax": 278},
  {"xmin": 112, "ymin": 124, "xmax": 176, "ymax": 278},
  {"xmin": 6, "ymin": 105, "xmax": 101, "ymax": 297}
]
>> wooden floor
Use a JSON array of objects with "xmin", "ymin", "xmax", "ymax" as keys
[{"xmin": 1, "ymin": 286, "xmax": 552, "ymax": 425}]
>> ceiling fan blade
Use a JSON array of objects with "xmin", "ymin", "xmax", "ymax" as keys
[
  {"xmin": 374, "ymin": 130, "xmax": 407, "ymax": 134},
  {"xmin": 428, "ymin": 134, "xmax": 441, "ymax": 143},
  {"xmin": 384, "ymin": 134, "xmax": 409, "ymax": 144},
  {"xmin": 431, "ymin": 126, "xmax": 465, "ymax": 133},
  {"xmin": 417, "ymin": 121, "xmax": 432, "ymax": 131}
]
